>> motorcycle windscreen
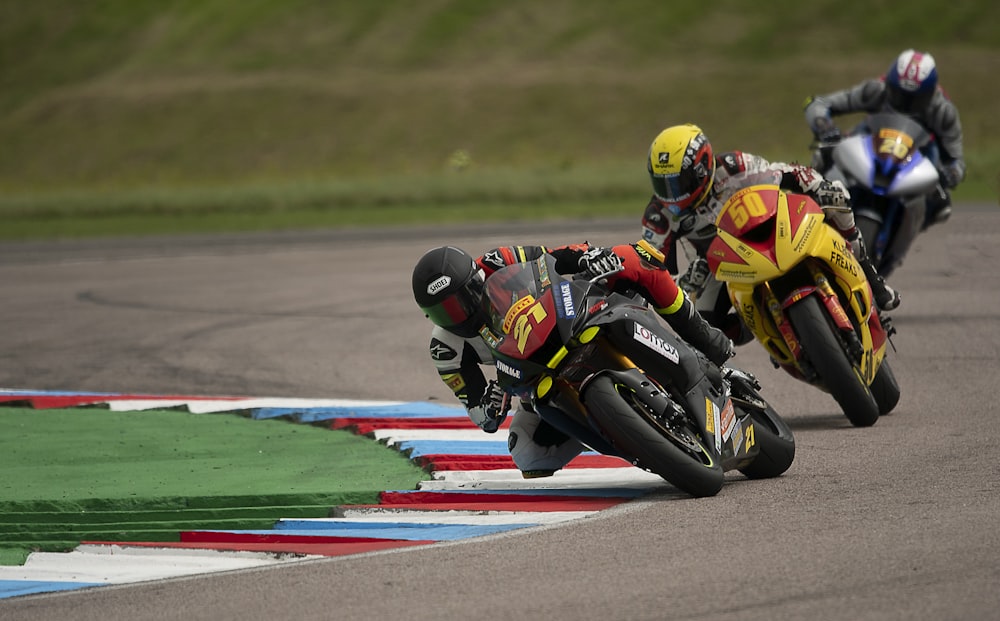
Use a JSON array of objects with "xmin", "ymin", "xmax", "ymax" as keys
[
  {"xmin": 492, "ymin": 291, "xmax": 559, "ymax": 361},
  {"xmin": 483, "ymin": 257, "xmax": 561, "ymax": 362},
  {"xmin": 838, "ymin": 113, "xmax": 936, "ymax": 196},
  {"xmin": 710, "ymin": 186, "xmax": 783, "ymax": 284},
  {"xmin": 715, "ymin": 184, "xmax": 780, "ymax": 238}
]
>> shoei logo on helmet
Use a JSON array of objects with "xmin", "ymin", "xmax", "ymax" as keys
[{"xmin": 426, "ymin": 275, "xmax": 452, "ymax": 296}]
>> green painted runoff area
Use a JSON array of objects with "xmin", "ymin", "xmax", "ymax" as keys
[{"xmin": 0, "ymin": 406, "xmax": 427, "ymax": 566}]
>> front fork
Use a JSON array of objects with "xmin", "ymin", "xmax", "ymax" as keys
[{"xmin": 761, "ymin": 264, "xmax": 864, "ymax": 371}]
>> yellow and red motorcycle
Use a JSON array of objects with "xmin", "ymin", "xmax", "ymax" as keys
[{"xmin": 706, "ymin": 170, "xmax": 900, "ymax": 427}]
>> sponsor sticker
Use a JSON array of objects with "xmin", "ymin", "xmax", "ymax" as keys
[
  {"xmin": 496, "ymin": 359, "xmax": 522, "ymax": 380},
  {"xmin": 503, "ymin": 295, "xmax": 535, "ymax": 333},
  {"xmin": 793, "ymin": 217, "xmax": 816, "ymax": 252},
  {"xmin": 719, "ymin": 399, "xmax": 736, "ymax": 443},
  {"xmin": 633, "ymin": 323, "xmax": 679, "ymax": 363},
  {"xmin": 478, "ymin": 325, "xmax": 500, "ymax": 349},
  {"xmin": 730, "ymin": 418, "xmax": 743, "ymax": 455},
  {"xmin": 558, "ymin": 281, "xmax": 576, "ymax": 319},
  {"xmin": 588, "ymin": 300, "xmax": 608, "ymax": 315},
  {"xmin": 704, "ymin": 397, "xmax": 715, "ymax": 434},
  {"xmin": 710, "ymin": 399, "xmax": 722, "ymax": 453},
  {"xmin": 443, "ymin": 373, "xmax": 465, "ymax": 391}
]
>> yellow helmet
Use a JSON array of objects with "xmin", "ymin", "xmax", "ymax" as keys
[{"xmin": 647, "ymin": 124, "xmax": 716, "ymax": 215}]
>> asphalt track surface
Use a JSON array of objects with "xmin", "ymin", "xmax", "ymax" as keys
[{"xmin": 1, "ymin": 205, "xmax": 998, "ymax": 621}]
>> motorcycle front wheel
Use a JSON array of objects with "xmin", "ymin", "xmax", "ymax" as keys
[
  {"xmin": 582, "ymin": 374, "xmax": 724, "ymax": 498},
  {"xmin": 787, "ymin": 296, "xmax": 880, "ymax": 427}
]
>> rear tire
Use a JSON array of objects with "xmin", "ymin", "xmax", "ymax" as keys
[
  {"xmin": 787, "ymin": 296, "xmax": 880, "ymax": 427},
  {"xmin": 857, "ymin": 213, "xmax": 892, "ymax": 277},
  {"xmin": 582, "ymin": 375, "xmax": 724, "ymax": 498},
  {"xmin": 870, "ymin": 359, "xmax": 901, "ymax": 415}
]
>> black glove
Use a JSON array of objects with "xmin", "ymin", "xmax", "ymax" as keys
[
  {"xmin": 578, "ymin": 247, "xmax": 624, "ymax": 280},
  {"xmin": 942, "ymin": 160, "xmax": 965, "ymax": 189},
  {"xmin": 467, "ymin": 380, "xmax": 510, "ymax": 433}
]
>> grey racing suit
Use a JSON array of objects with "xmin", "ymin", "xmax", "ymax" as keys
[
  {"xmin": 804, "ymin": 78, "xmax": 965, "ymax": 225},
  {"xmin": 804, "ymin": 78, "xmax": 964, "ymax": 176}
]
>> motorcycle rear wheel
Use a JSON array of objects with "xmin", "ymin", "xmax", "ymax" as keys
[
  {"xmin": 857, "ymin": 213, "xmax": 893, "ymax": 278},
  {"xmin": 788, "ymin": 296, "xmax": 880, "ymax": 427},
  {"xmin": 870, "ymin": 359, "xmax": 901, "ymax": 415},
  {"xmin": 582, "ymin": 375, "xmax": 724, "ymax": 498}
]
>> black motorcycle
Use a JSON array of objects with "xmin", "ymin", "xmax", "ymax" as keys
[{"xmin": 480, "ymin": 252, "xmax": 795, "ymax": 498}]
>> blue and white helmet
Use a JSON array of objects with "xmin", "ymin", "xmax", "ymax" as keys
[{"xmin": 885, "ymin": 49, "xmax": 938, "ymax": 113}]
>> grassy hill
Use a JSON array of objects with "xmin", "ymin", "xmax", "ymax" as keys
[{"xmin": 1, "ymin": 1, "xmax": 997, "ymax": 238}]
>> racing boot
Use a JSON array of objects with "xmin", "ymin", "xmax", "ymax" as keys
[
  {"xmin": 864, "ymin": 263, "xmax": 901, "ymax": 312},
  {"xmin": 846, "ymin": 229, "xmax": 901, "ymax": 312},
  {"xmin": 662, "ymin": 295, "xmax": 735, "ymax": 367}
]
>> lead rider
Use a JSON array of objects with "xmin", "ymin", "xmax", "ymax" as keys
[{"xmin": 411, "ymin": 242, "xmax": 733, "ymax": 479}]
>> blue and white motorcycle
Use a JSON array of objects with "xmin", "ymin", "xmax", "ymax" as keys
[{"xmin": 812, "ymin": 112, "xmax": 945, "ymax": 278}]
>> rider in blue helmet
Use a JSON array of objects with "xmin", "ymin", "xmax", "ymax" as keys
[{"xmin": 803, "ymin": 49, "xmax": 965, "ymax": 229}]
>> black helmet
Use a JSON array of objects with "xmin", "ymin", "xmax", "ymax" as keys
[{"xmin": 411, "ymin": 246, "xmax": 487, "ymax": 338}]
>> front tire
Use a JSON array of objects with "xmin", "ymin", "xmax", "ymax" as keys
[
  {"xmin": 582, "ymin": 374, "xmax": 724, "ymax": 498},
  {"xmin": 787, "ymin": 296, "xmax": 880, "ymax": 427},
  {"xmin": 728, "ymin": 376, "xmax": 795, "ymax": 479}
]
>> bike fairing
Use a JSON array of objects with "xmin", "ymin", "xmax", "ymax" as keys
[
  {"xmin": 478, "ymin": 253, "xmax": 792, "ymax": 494},
  {"xmin": 707, "ymin": 173, "xmax": 896, "ymax": 426},
  {"xmin": 480, "ymin": 257, "xmax": 719, "ymax": 449},
  {"xmin": 420, "ymin": 242, "xmax": 727, "ymax": 476},
  {"xmin": 823, "ymin": 113, "xmax": 943, "ymax": 276},
  {"xmin": 642, "ymin": 150, "xmax": 863, "ymax": 336}
]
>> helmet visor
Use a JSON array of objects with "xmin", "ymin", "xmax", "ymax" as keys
[
  {"xmin": 420, "ymin": 271, "xmax": 485, "ymax": 335},
  {"xmin": 651, "ymin": 173, "xmax": 687, "ymax": 204},
  {"xmin": 887, "ymin": 86, "xmax": 933, "ymax": 113},
  {"xmin": 651, "ymin": 166, "xmax": 703, "ymax": 213}
]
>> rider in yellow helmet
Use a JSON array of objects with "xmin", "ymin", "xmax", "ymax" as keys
[{"xmin": 641, "ymin": 124, "xmax": 900, "ymax": 345}]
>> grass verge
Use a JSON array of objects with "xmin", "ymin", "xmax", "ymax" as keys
[{"xmin": 0, "ymin": 406, "xmax": 428, "ymax": 565}]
